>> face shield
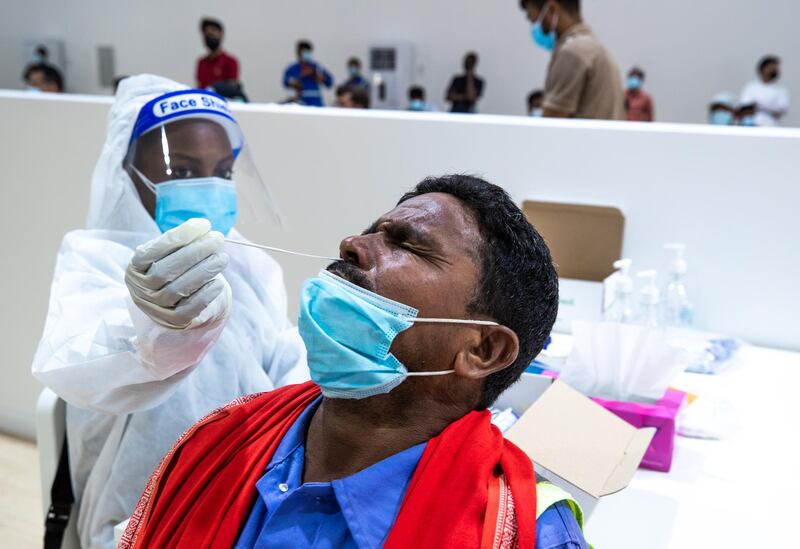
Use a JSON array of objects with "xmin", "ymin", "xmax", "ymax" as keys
[{"xmin": 125, "ymin": 89, "xmax": 280, "ymax": 236}]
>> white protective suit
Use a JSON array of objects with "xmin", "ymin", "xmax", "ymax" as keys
[{"xmin": 31, "ymin": 75, "xmax": 309, "ymax": 549}]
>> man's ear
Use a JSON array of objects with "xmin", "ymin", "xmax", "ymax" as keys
[{"xmin": 453, "ymin": 325, "xmax": 519, "ymax": 380}]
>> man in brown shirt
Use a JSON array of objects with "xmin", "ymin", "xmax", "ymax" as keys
[{"xmin": 520, "ymin": 0, "xmax": 625, "ymax": 120}]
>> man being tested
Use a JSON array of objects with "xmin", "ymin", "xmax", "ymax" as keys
[
  {"xmin": 32, "ymin": 76, "xmax": 307, "ymax": 549},
  {"xmin": 121, "ymin": 175, "xmax": 588, "ymax": 548},
  {"xmin": 520, "ymin": 0, "xmax": 624, "ymax": 120}
]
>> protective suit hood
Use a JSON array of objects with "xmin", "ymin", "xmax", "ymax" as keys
[{"xmin": 86, "ymin": 74, "xmax": 188, "ymax": 233}]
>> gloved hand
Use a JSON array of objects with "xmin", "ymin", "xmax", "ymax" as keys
[{"xmin": 125, "ymin": 218, "xmax": 231, "ymax": 329}]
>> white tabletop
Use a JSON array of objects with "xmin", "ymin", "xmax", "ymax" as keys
[{"xmin": 583, "ymin": 345, "xmax": 800, "ymax": 548}]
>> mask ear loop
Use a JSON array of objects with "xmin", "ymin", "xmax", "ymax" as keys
[
  {"xmin": 131, "ymin": 165, "xmax": 158, "ymax": 195},
  {"xmin": 411, "ymin": 318, "xmax": 499, "ymax": 326}
]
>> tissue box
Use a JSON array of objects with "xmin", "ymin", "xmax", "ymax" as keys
[{"xmin": 590, "ymin": 389, "xmax": 686, "ymax": 472}]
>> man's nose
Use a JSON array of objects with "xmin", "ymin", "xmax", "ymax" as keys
[{"xmin": 339, "ymin": 234, "xmax": 378, "ymax": 270}]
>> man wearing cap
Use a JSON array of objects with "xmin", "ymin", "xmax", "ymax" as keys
[{"xmin": 32, "ymin": 75, "xmax": 308, "ymax": 549}]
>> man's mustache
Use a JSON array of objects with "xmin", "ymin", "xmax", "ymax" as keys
[{"xmin": 325, "ymin": 260, "xmax": 375, "ymax": 292}]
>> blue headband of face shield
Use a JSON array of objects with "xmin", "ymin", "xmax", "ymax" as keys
[
  {"xmin": 130, "ymin": 89, "xmax": 243, "ymax": 157},
  {"xmin": 299, "ymin": 270, "xmax": 500, "ymax": 400}
]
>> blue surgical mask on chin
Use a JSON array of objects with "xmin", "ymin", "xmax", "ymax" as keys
[
  {"xmin": 531, "ymin": 8, "xmax": 558, "ymax": 52},
  {"xmin": 133, "ymin": 166, "xmax": 238, "ymax": 235},
  {"xmin": 299, "ymin": 270, "xmax": 499, "ymax": 400}
]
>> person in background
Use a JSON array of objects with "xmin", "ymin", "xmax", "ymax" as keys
[
  {"xmin": 519, "ymin": 0, "xmax": 624, "ymax": 120},
  {"xmin": 624, "ymin": 67, "xmax": 654, "ymax": 122},
  {"xmin": 196, "ymin": 18, "xmax": 240, "ymax": 90},
  {"xmin": 446, "ymin": 52, "xmax": 485, "ymax": 113},
  {"xmin": 283, "ymin": 40, "xmax": 334, "ymax": 107},
  {"xmin": 736, "ymin": 102, "xmax": 758, "ymax": 127},
  {"xmin": 344, "ymin": 57, "xmax": 370, "ymax": 93},
  {"xmin": 740, "ymin": 55, "xmax": 789, "ymax": 127},
  {"xmin": 708, "ymin": 93, "xmax": 736, "ymax": 125},
  {"xmin": 408, "ymin": 86, "xmax": 436, "ymax": 112},
  {"xmin": 335, "ymin": 85, "xmax": 370, "ymax": 109},
  {"xmin": 527, "ymin": 89, "xmax": 545, "ymax": 116},
  {"xmin": 23, "ymin": 63, "xmax": 64, "ymax": 92}
]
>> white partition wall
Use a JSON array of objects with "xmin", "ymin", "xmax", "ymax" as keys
[{"xmin": 1, "ymin": 91, "xmax": 799, "ymax": 437}]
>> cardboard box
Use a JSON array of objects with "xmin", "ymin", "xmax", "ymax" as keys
[
  {"xmin": 496, "ymin": 375, "xmax": 656, "ymax": 518},
  {"xmin": 522, "ymin": 200, "xmax": 625, "ymax": 282}
]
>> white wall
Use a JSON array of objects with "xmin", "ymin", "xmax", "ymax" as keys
[
  {"xmin": 2, "ymin": 0, "xmax": 799, "ymax": 124},
  {"xmin": 1, "ymin": 91, "xmax": 799, "ymax": 439}
]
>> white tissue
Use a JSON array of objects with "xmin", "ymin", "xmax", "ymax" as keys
[{"xmin": 559, "ymin": 321, "xmax": 687, "ymax": 402}]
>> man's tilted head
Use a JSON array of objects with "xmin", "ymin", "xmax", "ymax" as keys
[{"xmin": 327, "ymin": 174, "xmax": 558, "ymax": 410}]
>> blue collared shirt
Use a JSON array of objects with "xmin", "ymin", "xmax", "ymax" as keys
[
  {"xmin": 235, "ymin": 398, "xmax": 587, "ymax": 548},
  {"xmin": 282, "ymin": 62, "xmax": 334, "ymax": 107}
]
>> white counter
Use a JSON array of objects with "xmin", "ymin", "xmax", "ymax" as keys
[{"xmin": 584, "ymin": 345, "xmax": 799, "ymax": 548}]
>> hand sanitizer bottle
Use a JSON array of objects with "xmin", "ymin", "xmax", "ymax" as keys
[
  {"xmin": 605, "ymin": 259, "xmax": 635, "ymax": 323},
  {"xmin": 636, "ymin": 270, "xmax": 661, "ymax": 328},
  {"xmin": 662, "ymin": 243, "xmax": 694, "ymax": 327}
]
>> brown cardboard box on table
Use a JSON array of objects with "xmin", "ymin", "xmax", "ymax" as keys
[{"xmin": 495, "ymin": 374, "xmax": 655, "ymax": 518}]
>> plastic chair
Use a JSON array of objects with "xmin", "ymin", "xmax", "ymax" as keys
[{"xmin": 36, "ymin": 388, "xmax": 80, "ymax": 549}]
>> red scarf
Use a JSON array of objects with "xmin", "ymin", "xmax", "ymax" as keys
[{"xmin": 120, "ymin": 382, "xmax": 536, "ymax": 548}]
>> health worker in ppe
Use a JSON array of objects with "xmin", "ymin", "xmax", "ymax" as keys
[{"xmin": 31, "ymin": 75, "xmax": 308, "ymax": 549}]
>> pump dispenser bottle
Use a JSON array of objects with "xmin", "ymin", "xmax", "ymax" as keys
[
  {"xmin": 637, "ymin": 270, "xmax": 661, "ymax": 328},
  {"xmin": 606, "ymin": 259, "xmax": 635, "ymax": 323},
  {"xmin": 662, "ymin": 243, "xmax": 694, "ymax": 327}
]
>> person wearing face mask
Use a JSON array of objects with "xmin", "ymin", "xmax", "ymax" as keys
[
  {"xmin": 740, "ymin": 55, "xmax": 789, "ymax": 127},
  {"xmin": 22, "ymin": 62, "xmax": 64, "ymax": 93},
  {"xmin": 708, "ymin": 92, "xmax": 736, "ymax": 126},
  {"xmin": 343, "ymin": 57, "xmax": 371, "ymax": 94},
  {"xmin": 283, "ymin": 40, "xmax": 334, "ymax": 107},
  {"xmin": 528, "ymin": 89, "xmax": 545, "ymax": 116},
  {"xmin": 31, "ymin": 75, "xmax": 308, "ymax": 549},
  {"xmin": 736, "ymin": 102, "xmax": 758, "ymax": 127},
  {"xmin": 624, "ymin": 67, "xmax": 654, "ymax": 122},
  {"xmin": 407, "ymin": 85, "xmax": 437, "ymax": 112},
  {"xmin": 519, "ymin": 0, "xmax": 624, "ymax": 120},
  {"xmin": 196, "ymin": 18, "xmax": 240, "ymax": 90},
  {"xmin": 119, "ymin": 175, "xmax": 589, "ymax": 549}
]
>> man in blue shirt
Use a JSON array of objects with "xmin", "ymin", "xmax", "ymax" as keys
[
  {"xmin": 283, "ymin": 40, "xmax": 334, "ymax": 107},
  {"xmin": 122, "ymin": 176, "xmax": 589, "ymax": 549},
  {"xmin": 234, "ymin": 176, "xmax": 587, "ymax": 548}
]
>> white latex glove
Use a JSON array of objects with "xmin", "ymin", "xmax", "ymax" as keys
[{"xmin": 125, "ymin": 218, "xmax": 230, "ymax": 329}]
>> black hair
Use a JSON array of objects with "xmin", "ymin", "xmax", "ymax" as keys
[
  {"xmin": 23, "ymin": 63, "xmax": 64, "ymax": 91},
  {"xmin": 297, "ymin": 40, "xmax": 314, "ymax": 52},
  {"xmin": 464, "ymin": 51, "xmax": 478, "ymax": 65},
  {"xmin": 409, "ymin": 86, "xmax": 425, "ymax": 100},
  {"xmin": 200, "ymin": 18, "xmax": 223, "ymax": 33},
  {"xmin": 336, "ymin": 85, "xmax": 370, "ymax": 108},
  {"xmin": 758, "ymin": 55, "xmax": 780, "ymax": 73},
  {"xmin": 520, "ymin": 0, "xmax": 580, "ymax": 14},
  {"xmin": 398, "ymin": 175, "xmax": 559, "ymax": 409},
  {"xmin": 527, "ymin": 89, "xmax": 544, "ymax": 105},
  {"xmin": 348, "ymin": 57, "xmax": 361, "ymax": 68},
  {"xmin": 629, "ymin": 66, "xmax": 645, "ymax": 80}
]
